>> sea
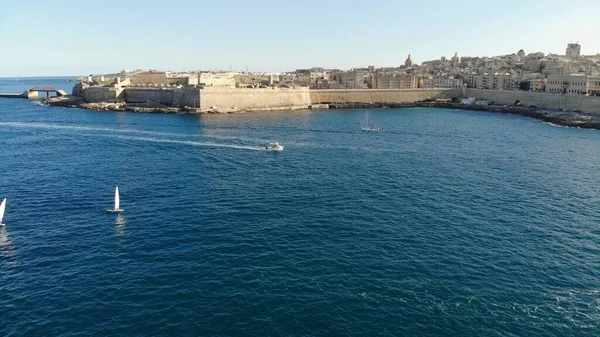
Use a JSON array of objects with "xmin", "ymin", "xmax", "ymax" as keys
[{"xmin": 1, "ymin": 77, "xmax": 600, "ymax": 336}]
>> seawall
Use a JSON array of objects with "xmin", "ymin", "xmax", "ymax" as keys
[
  {"xmin": 199, "ymin": 87, "xmax": 310, "ymax": 112},
  {"xmin": 78, "ymin": 86, "xmax": 309, "ymax": 112},
  {"xmin": 75, "ymin": 86, "xmax": 600, "ymax": 116},
  {"xmin": 464, "ymin": 89, "xmax": 600, "ymax": 114},
  {"xmin": 310, "ymin": 89, "xmax": 461, "ymax": 104}
]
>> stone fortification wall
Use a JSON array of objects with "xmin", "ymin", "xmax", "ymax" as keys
[
  {"xmin": 464, "ymin": 89, "xmax": 600, "ymax": 114},
  {"xmin": 199, "ymin": 87, "xmax": 310, "ymax": 112},
  {"xmin": 83, "ymin": 87, "xmax": 123, "ymax": 102},
  {"xmin": 72, "ymin": 83, "xmax": 84, "ymax": 97},
  {"xmin": 310, "ymin": 89, "xmax": 460, "ymax": 104},
  {"xmin": 124, "ymin": 88, "xmax": 175, "ymax": 105},
  {"xmin": 122, "ymin": 88, "xmax": 200, "ymax": 107},
  {"xmin": 173, "ymin": 88, "xmax": 201, "ymax": 108}
]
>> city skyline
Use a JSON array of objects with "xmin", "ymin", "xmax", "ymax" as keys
[{"xmin": 1, "ymin": 0, "xmax": 599, "ymax": 76}]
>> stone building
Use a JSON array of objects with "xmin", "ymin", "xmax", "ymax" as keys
[
  {"xmin": 588, "ymin": 76, "xmax": 600, "ymax": 96},
  {"xmin": 420, "ymin": 76, "xmax": 463, "ymax": 88},
  {"xmin": 338, "ymin": 70, "xmax": 369, "ymax": 89},
  {"xmin": 546, "ymin": 74, "xmax": 588, "ymax": 94},
  {"xmin": 295, "ymin": 69, "xmax": 312, "ymax": 86},
  {"xmin": 463, "ymin": 74, "xmax": 521, "ymax": 90},
  {"xmin": 520, "ymin": 77, "xmax": 546, "ymax": 92},
  {"xmin": 566, "ymin": 43, "xmax": 581, "ymax": 59},
  {"xmin": 405, "ymin": 54, "xmax": 414, "ymax": 67},
  {"xmin": 374, "ymin": 73, "xmax": 417, "ymax": 89},
  {"xmin": 451, "ymin": 52, "xmax": 460, "ymax": 67},
  {"xmin": 129, "ymin": 71, "xmax": 197, "ymax": 87},
  {"xmin": 199, "ymin": 72, "xmax": 237, "ymax": 88},
  {"xmin": 517, "ymin": 49, "xmax": 526, "ymax": 63}
]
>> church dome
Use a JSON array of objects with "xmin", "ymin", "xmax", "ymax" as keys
[
  {"xmin": 405, "ymin": 54, "xmax": 413, "ymax": 67},
  {"xmin": 451, "ymin": 52, "xmax": 460, "ymax": 63}
]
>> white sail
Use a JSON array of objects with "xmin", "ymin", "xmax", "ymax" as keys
[
  {"xmin": 114, "ymin": 186, "xmax": 120, "ymax": 210},
  {"xmin": 361, "ymin": 112, "xmax": 380, "ymax": 132},
  {"xmin": 0, "ymin": 198, "xmax": 6, "ymax": 224},
  {"xmin": 361, "ymin": 112, "xmax": 369, "ymax": 128}
]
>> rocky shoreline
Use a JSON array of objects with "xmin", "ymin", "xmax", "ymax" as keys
[
  {"xmin": 45, "ymin": 96, "xmax": 600, "ymax": 130},
  {"xmin": 326, "ymin": 101, "xmax": 600, "ymax": 130},
  {"xmin": 45, "ymin": 97, "xmax": 194, "ymax": 114}
]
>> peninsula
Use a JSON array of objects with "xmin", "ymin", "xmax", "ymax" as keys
[{"xmin": 7, "ymin": 42, "xmax": 600, "ymax": 129}]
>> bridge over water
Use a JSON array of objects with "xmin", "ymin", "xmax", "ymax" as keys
[{"xmin": 0, "ymin": 86, "xmax": 68, "ymax": 99}]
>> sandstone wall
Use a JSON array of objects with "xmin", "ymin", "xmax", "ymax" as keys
[
  {"xmin": 119, "ymin": 88, "xmax": 201, "ymax": 107},
  {"xmin": 124, "ymin": 88, "xmax": 176, "ymax": 105},
  {"xmin": 310, "ymin": 89, "xmax": 461, "ymax": 104},
  {"xmin": 199, "ymin": 87, "xmax": 310, "ymax": 112},
  {"xmin": 464, "ymin": 89, "xmax": 600, "ymax": 114},
  {"xmin": 83, "ymin": 87, "xmax": 123, "ymax": 103},
  {"xmin": 72, "ymin": 83, "xmax": 84, "ymax": 97},
  {"xmin": 173, "ymin": 88, "xmax": 201, "ymax": 108}
]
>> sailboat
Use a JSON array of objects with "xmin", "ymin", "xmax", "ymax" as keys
[
  {"xmin": 0, "ymin": 198, "xmax": 6, "ymax": 226},
  {"xmin": 361, "ymin": 111, "xmax": 380, "ymax": 132},
  {"xmin": 106, "ymin": 186, "xmax": 123, "ymax": 213}
]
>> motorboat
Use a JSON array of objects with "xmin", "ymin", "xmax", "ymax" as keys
[{"xmin": 265, "ymin": 142, "xmax": 284, "ymax": 151}]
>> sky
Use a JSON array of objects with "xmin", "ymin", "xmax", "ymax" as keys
[{"xmin": 0, "ymin": 0, "xmax": 599, "ymax": 76}]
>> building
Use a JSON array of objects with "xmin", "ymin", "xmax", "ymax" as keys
[
  {"xmin": 566, "ymin": 43, "xmax": 581, "ymax": 59},
  {"xmin": 309, "ymin": 67, "xmax": 325, "ymax": 83},
  {"xmin": 420, "ymin": 76, "xmax": 463, "ymax": 88},
  {"xmin": 405, "ymin": 54, "xmax": 414, "ymax": 67},
  {"xmin": 279, "ymin": 73, "xmax": 297, "ymax": 84},
  {"xmin": 338, "ymin": 70, "xmax": 369, "ymax": 89},
  {"xmin": 517, "ymin": 49, "xmax": 526, "ymax": 63},
  {"xmin": 374, "ymin": 73, "xmax": 417, "ymax": 89},
  {"xmin": 199, "ymin": 72, "xmax": 237, "ymax": 87},
  {"xmin": 546, "ymin": 74, "xmax": 588, "ymax": 94},
  {"xmin": 295, "ymin": 69, "xmax": 312, "ymax": 86},
  {"xmin": 588, "ymin": 76, "xmax": 600, "ymax": 96},
  {"xmin": 463, "ymin": 73, "xmax": 521, "ymax": 90},
  {"xmin": 520, "ymin": 78, "xmax": 546, "ymax": 92},
  {"xmin": 129, "ymin": 71, "xmax": 197, "ymax": 87},
  {"xmin": 451, "ymin": 52, "xmax": 460, "ymax": 67}
]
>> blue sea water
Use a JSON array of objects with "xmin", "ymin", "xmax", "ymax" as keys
[{"xmin": 1, "ymin": 78, "xmax": 600, "ymax": 336}]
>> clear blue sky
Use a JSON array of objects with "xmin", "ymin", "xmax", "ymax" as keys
[{"xmin": 1, "ymin": 0, "xmax": 598, "ymax": 76}]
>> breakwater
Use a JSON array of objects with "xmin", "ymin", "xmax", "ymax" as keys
[{"xmin": 0, "ymin": 93, "xmax": 25, "ymax": 98}]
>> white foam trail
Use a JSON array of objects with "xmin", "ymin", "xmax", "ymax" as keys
[
  {"xmin": 0, "ymin": 122, "xmax": 191, "ymax": 138},
  {"xmin": 0, "ymin": 121, "xmax": 287, "ymax": 142},
  {"xmin": 543, "ymin": 122, "xmax": 567, "ymax": 128},
  {"xmin": 0, "ymin": 121, "xmax": 272, "ymax": 151},
  {"xmin": 106, "ymin": 134, "xmax": 265, "ymax": 151}
]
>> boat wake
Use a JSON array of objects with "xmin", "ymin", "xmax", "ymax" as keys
[
  {"xmin": 0, "ymin": 121, "xmax": 270, "ymax": 151},
  {"xmin": 0, "ymin": 122, "xmax": 287, "ymax": 145},
  {"xmin": 0, "ymin": 122, "xmax": 194, "ymax": 138},
  {"xmin": 106, "ymin": 135, "xmax": 266, "ymax": 151}
]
